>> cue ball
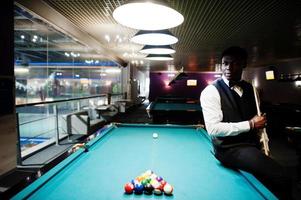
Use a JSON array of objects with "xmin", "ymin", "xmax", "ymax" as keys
[{"xmin": 152, "ymin": 133, "xmax": 158, "ymax": 139}]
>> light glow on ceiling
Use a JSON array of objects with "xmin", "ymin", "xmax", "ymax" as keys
[{"xmin": 113, "ymin": 2, "xmax": 184, "ymax": 30}]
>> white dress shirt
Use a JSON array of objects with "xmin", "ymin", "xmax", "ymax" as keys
[{"xmin": 200, "ymin": 76, "xmax": 251, "ymax": 137}]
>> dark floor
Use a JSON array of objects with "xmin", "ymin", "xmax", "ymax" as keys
[
  {"xmin": 112, "ymin": 103, "xmax": 153, "ymax": 124},
  {"xmin": 269, "ymin": 135, "xmax": 301, "ymax": 200},
  {"xmin": 1, "ymin": 102, "xmax": 301, "ymax": 199}
]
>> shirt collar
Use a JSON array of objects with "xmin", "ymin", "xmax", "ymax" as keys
[
  {"xmin": 222, "ymin": 75, "xmax": 230, "ymax": 87},
  {"xmin": 221, "ymin": 75, "xmax": 242, "ymax": 87}
]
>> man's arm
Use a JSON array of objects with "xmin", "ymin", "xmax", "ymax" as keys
[{"xmin": 200, "ymin": 85, "xmax": 251, "ymax": 137}]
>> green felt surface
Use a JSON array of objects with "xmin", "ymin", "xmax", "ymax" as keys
[
  {"xmin": 13, "ymin": 124, "xmax": 276, "ymax": 200},
  {"xmin": 152, "ymin": 103, "xmax": 202, "ymax": 111}
]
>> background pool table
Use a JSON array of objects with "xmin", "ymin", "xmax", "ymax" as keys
[
  {"xmin": 146, "ymin": 100, "xmax": 203, "ymax": 124},
  {"xmin": 13, "ymin": 124, "xmax": 276, "ymax": 200}
]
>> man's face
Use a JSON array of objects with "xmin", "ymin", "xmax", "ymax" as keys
[{"xmin": 221, "ymin": 55, "xmax": 245, "ymax": 82}]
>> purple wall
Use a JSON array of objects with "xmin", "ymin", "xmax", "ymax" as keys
[
  {"xmin": 150, "ymin": 58, "xmax": 301, "ymax": 104},
  {"xmin": 149, "ymin": 72, "xmax": 221, "ymax": 102}
]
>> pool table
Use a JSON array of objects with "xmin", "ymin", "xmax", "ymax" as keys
[
  {"xmin": 13, "ymin": 124, "xmax": 276, "ymax": 200},
  {"xmin": 146, "ymin": 101, "xmax": 203, "ymax": 124}
]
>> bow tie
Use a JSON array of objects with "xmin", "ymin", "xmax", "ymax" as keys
[
  {"xmin": 229, "ymin": 81, "xmax": 242, "ymax": 88},
  {"xmin": 229, "ymin": 81, "xmax": 243, "ymax": 97}
]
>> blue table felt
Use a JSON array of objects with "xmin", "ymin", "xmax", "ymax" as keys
[{"xmin": 13, "ymin": 123, "xmax": 277, "ymax": 200}]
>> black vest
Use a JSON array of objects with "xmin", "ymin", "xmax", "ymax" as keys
[{"xmin": 212, "ymin": 78, "xmax": 258, "ymax": 149}]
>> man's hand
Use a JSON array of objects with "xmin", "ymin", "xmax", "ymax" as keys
[{"xmin": 249, "ymin": 114, "xmax": 267, "ymax": 129}]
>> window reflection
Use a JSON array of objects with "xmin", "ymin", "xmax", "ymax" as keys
[{"xmin": 14, "ymin": 6, "xmax": 122, "ymax": 105}]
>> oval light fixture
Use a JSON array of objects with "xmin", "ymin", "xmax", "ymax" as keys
[
  {"xmin": 145, "ymin": 54, "xmax": 173, "ymax": 61},
  {"xmin": 140, "ymin": 45, "xmax": 176, "ymax": 54},
  {"xmin": 131, "ymin": 30, "xmax": 178, "ymax": 45},
  {"xmin": 113, "ymin": 2, "xmax": 184, "ymax": 30}
]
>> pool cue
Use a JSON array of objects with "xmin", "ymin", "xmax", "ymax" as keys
[{"xmin": 252, "ymin": 84, "xmax": 270, "ymax": 156}]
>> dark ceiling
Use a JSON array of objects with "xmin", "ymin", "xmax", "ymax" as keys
[{"xmin": 15, "ymin": 0, "xmax": 301, "ymax": 71}]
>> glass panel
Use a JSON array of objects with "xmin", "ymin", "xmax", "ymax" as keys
[
  {"xmin": 14, "ymin": 5, "xmax": 124, "ymax": 160},
  {"xmin": 17, "ymin": 104, "xmax": 56, "ymax": 158},
  {"xmin": 111, "ymin": 94, "xmax": 123, "ymax": 104},
  {"xmin": 14, "ymin": 5, "xmax": 123, "ymax": 105},
  {"xmin": 16, "ymin": 95, "xmax": 111, "ymax": 158}
]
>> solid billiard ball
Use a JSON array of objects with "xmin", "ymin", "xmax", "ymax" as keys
[
  {"xmin": 156, "ymin": 176, "xmax": 163, "ymax": 182},
  {"xmin": 163, "ymin": 184, "xmax": 173, "ymax": 195},
  {"xmin": 146, "ymin": 178, "xmax": 152, "ymax": 183},
  {"xmin": 144, "ymin": 183, "xmax": 153, "ymax": 195},
  {"xmin": 153, "ymin": 133, "xmax": 158, "ymax": 139},
  {"xmin": 141, "ymin": 179, "xmax": 148, "ymax": 186},
  {"xmin": 136, "ymin": 176, "xmax": 144, "ymax": 182},
  {"xmin": 134, "ymin": 183, "xmax": 144, "ymax": 194},
  {"xmin": 124, "ymin": 183, "xmax": 134, "ymax": 194}
]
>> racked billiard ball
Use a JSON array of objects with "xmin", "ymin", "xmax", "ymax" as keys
[
  {"xmin": 145, "ymin": 169, "xmax": 153, "ymax": 176},
  {"xmin": 160, "ymin": 180, "xmax": 167, "ymax": 187},
  {"xmin": 144, "ymin": 183, "xmax": 153, "ymax": 195},
  {"xmin": 153, "ymin": 188, "xmax": 163, "ymax": 195},
  {"xmin": 134, "ymin": 183, "xmax": 144, "ymax": 194},
  {"xmin": 163, "ymin": 184, "xmax": 173, "ymax": 195},
  {"xmin": 124, "ymin": 183, "xmax": 134, "ymax": 194},
  {"xmin": 150, "ymin": 179, "xmax": 160, "ymax": 189},
  {"xmin": 156, "ymin": 176, "xmax": 163, "ymax": 182},
  {"xmin": 141, "ymin": 179, "xmax": 148, "ymax": 186},
  {"xmin": 136, "ymin": 176, "xmax": 144, "ymax": 182},
  {"xmin": 150, "ymin": 173, "xmax": 158, "ymax": 180}
]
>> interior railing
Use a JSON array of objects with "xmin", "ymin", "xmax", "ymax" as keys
[{"xmin": 15, "ymin": 93, "xmax": 125, "ymax": 166}]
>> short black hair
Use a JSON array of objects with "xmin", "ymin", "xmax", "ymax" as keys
[{"xmin": 221, "ymin": 46, "xmax": 248, "ymax": 61}]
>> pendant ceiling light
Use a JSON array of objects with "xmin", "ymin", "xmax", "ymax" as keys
[
  {"xmin": 113, "ymin": 2, "xmax": 184, "ymax": 30},
  {"xmin": 131, "ymin": 30, "xmax": 178, "ymax": 45},
  {"xmin": 139, "ymin": 45, "xmax": 175, "ymax": 54},
  {"xmin": 145, "ymin": 54, "xmax": 173, "ymax": 61}
]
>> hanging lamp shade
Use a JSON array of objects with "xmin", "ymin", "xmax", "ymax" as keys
[
  {"xmin": 131, "ymin": 30, "xmax": 178, "ymax": 45},
  {"xmin": 139, "ymin": 45, "xmax": 175, "ymax": 54},
  {"xmin": 295, "ymin": 76, "xmax": 301, "ymax": 82},
  {"xmin": 295, "ymin": 76, "xmax": 301, "ymax": 87},
  {"xmin": 145, "ymin": 54, "xmax": 173, "ymax": 61},
  {"xmin": 113, "ymin": 2, "xmax": 184, "ymax": 30}
]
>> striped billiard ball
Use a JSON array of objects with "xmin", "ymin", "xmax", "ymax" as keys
[{"xmin": 163, "ymin": 184, "xmax": 173, "ymax": 195}]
